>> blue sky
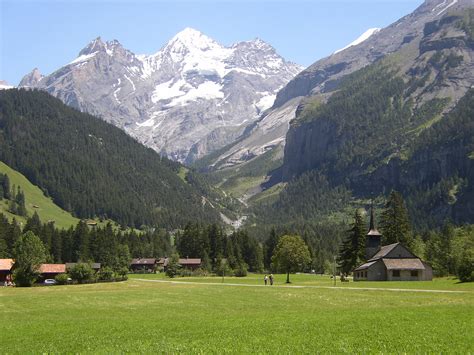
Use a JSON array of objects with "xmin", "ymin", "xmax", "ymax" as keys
[{"xmin": 1, "ymin": 0, "xmax": 423, "ymax": 85}]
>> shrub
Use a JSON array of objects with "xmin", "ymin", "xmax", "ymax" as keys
[
  {"xmin": 54, "ymin": 273, "xmax": 70, "ymax": 285},
  {"xmin": 69, "ymin": 263, "xmax": 95, "ymax": 284},
  {"xmin": 98, "ymin": 267, "xmax": 114, "ymax": 282},
  {"xmin": 234, "ymin": 263, "xmax": 248, "ymax": 277},
  {"xmin": 116, "ymin": 267, "xmax": 129, "ymax": 280},
  {"xmin": 456, "ymin": 253, "xmax": 473, "ymax": 282}
]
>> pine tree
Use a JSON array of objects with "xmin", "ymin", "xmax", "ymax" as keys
[
  {"xmin": 337, "ymin": 210, "xmax": 366, "ymax": 275},
  {"xmin": 264, "ymin": 228, "xmax": 279, "ymax": 270},
  {"xmin": 380, "ymin": 191, "xmax": 413, "ymax": 246}
]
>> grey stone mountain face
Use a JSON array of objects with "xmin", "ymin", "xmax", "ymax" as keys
[
  {"xmin": 20, "ymin": 28, "xmax": 303, "ymax": 163},
  {"xmin": 207, "ymin": 0, "xmax": 473, "ymax": 170}
]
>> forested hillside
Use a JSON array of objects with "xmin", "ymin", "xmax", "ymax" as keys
[
  {"xmin": 0, "ymin": 89, "xmax": 225, "ymax": 229},
  {"xmin": 264, "ymin": 11, "xmax": 473, "ymax": 230}
]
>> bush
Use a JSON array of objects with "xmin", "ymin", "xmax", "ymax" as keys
[
  {"xmin": 116, "ymin": 267, "xmax": 129, "ymax": 280},
  {"xmin": 54, "ymin": 273, "xmax": 70, "ymax": 285},
  {"xmin": 69, "ymin": 263, "xmax": 95, "ymax": 284},
  {"xmin": 98, "ymin": 267, "xmax": 114, "ymax": 282},
  {"xmin": 457, "ymin": 253, "xmax": 473, "ymax": 282},
  {"xmin": 234, "ymin": 263, "xmax": 248, "ymax": 277},
  {"xmin": 216, "ymin": 263, "xmax": 233, "ymax": 277}
]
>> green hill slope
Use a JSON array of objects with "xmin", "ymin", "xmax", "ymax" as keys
[
  {"xmin": 0, "ymin": 89, "xmax": 222, "ymax": 229},
  {"xmin": 0, "ymin": 161, "xmax": 79, "ymax": 229}
]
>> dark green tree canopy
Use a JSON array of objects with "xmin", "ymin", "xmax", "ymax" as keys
[
  {"xmin": 338, "ymin": 210, "xmax": 366, "ymax": 275},
  {"xmin": 380, "ymin": 191, "xmax": 413, "ymax": 246},
  {"xmin": 13, "ymin": 231, "xmax": 47, "ymax": 286}
]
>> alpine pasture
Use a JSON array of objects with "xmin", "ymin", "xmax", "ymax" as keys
[{"xmin": 1, "ymin": 274, "xmax": 472, "ymax": 353}]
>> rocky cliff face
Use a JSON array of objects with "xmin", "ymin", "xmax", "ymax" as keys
[
  {"xmin": 19, "ymin": 28, "xmax": 302, "ymax": 163},
  {"xmin": 279, "ymin": 3, "xmax": 473, "ymax": 225},
  {"xmin": 206, "ymin": 0, "xmax": 471, "ymax": 170}
]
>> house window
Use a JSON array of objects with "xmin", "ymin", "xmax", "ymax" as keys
[
  {"xmin": 411, "ymin": 270, "xmax": 418, "ymax": 277},
  {"xmin": 364, "ymin": 271, "xmax": 367, "ymax": 278},
  {"xmin": 393, "ymin": 270, "xmax": 400, "ymax": 277}
]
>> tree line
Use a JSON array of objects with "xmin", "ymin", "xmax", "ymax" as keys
[{"xmin": 0, "ymin": 212, "xmax": 173, "ymax": 266}]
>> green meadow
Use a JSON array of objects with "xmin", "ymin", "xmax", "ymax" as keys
[{"xmin": 1, "ymin": 274, "xmax": 472, "ymax": 353}]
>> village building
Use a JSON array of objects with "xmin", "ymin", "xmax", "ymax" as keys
[
  {"xmin": 0, "ymin": 259, "xmax": 14, "ymax": 283},
  {"xmin": 130, "ymin": 258, "xmax": 157, "ymax": 273},
  {"xmin": 353, "ymin": 208, "xmax": 433, "ymax": 281},
  {"xmin": 38, "ymin": 264, "xmax": 67, "ymax": 281},
  {"xmin": 157, "ymin": 257, "xmax": 202, "ymax": 271},
  {"xmin": 179, "ymin": 258, "xmax": 202, "ymax": 270}
]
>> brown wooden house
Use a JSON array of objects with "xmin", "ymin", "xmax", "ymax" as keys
[
  {"xmin": 38, "ymin": 264, "xmax": 67, "ymax": 281},
  {"xmin": 179, "ymin": 258, "xmax": 202, "ymax": 270},
  {"xmin": 0, "ymin": 259, "xmax": 14, "ymax": 283},
  {"xmin": 130, "ymin": 258, "xmax": 157, "ymax": 273},
  {"xmin": 353, "ymin": 207, "xmax": 432, "ymax": 281}
]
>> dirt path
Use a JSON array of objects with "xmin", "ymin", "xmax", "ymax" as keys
[{"xmin": 133, "ymin": 278, "xmax": 469, "ymax": 294}]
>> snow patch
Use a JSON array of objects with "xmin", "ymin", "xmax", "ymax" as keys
[
  {"xmin": 69, "ymin": 52, "xmax": 97, "ymax": 65},
  {"xmin": 334, "ymin": 28, "xmax": 381, "ymax": 54},
  {"xmin": 255, "ymin": 94, "xmax": 276, "ymax": 112},
  {"xmin": 437, "ymin": 0, "xmax": 458, "ymax": 16},
  {"xmin": 136, "ymin": 117, "xmax": 155, "ymax": 127},
  {"xmin": 167, "ymin": 81, "xmax": 224, "ymax": 107},
  {"xmin": 151, "ymin": 79, "xmax": 188, "ymax": 103},
  {"xmin": 113, "ymin": 78, "xmax": 121, "ymax": 104},
  {"xmin": 123, "ymin": 74, "xmax": 136, "ymax": 91}
]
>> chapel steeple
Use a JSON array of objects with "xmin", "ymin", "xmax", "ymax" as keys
[{"xmin": 366, "ymin": 203, "xmax": 382, "ymax": 260}]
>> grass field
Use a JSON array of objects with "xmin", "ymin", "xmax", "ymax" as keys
[{"xmin": 1, "ymin": 274, "xmax": 472, "ymax": 353}]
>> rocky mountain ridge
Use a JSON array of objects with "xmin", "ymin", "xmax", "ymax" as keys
[{"xmin": 20, "ymin": 28, "xmax": 302, "ymax": 163}]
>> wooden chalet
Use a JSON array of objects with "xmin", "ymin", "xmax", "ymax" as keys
[
  {"xmin": 0, "ymin": 259, "xmax": 14, "ymax": 283},
  {"xmin": 353, "ymin": 207, "xmax": 432, "ymax": 281},
  {"xmin": 38, "ymin": 264, "xmax": 66, "ymax": 281},
  {"xmin": 179, "ymin": 258, "xmax": 202, "ymax": 270},
  {"xmin": 130, "ymin": 258, "xmax": 157, "ymax": 273},
  {"xmin": 157, "ymin": 257, "xmax": 202, "ymax": 271}
]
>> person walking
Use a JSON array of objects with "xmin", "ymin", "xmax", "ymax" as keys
[
  {"xmin": 269, "ymin": 274, "xmax": 274, "ymax": 286},
  {"xmin": 264, "ymin": 274, "xmax": 268, "ymax": 285}
]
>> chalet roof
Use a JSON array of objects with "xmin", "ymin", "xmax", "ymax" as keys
[
  {"xmin": 369, "ymin": 243, "xmax": 400, "ymax": 261},
  {"xmin": 39, "ymin": 264, "xmax": 66, "ymax": 274},
  {"xmin": 65, "ymin": 262, "xmax": 101, "ymax": 270},
  {"xmin": 179, "ymin": 258, "xmax": 201, "ymax": 265},
  {"xmin": 0, "ymin": 259, "xmax": 14, "ymax": 271},
  {"xmin": 353, "ymin": 260, "xmax": 379, "ymax": 271},
  {"xmin": 382, "ymin": 258, "xmax": 425, "ymax": 270},
  {"xmin": 130, "ymin": 258, "xmax": 156, "ymax": 265}
]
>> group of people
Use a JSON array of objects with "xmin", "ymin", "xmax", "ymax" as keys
[{"xmin": 263, "ymin": 274, "xmax": 274, "ymax": 286}]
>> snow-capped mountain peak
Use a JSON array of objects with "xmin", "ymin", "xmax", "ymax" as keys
[
  {"xmin": 18, "ymin": 29, "xmax": 304, "ymax": 163},
  {"xmin": 334, "ymin": 28, "xmax": 381, "ymax": 54}
]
